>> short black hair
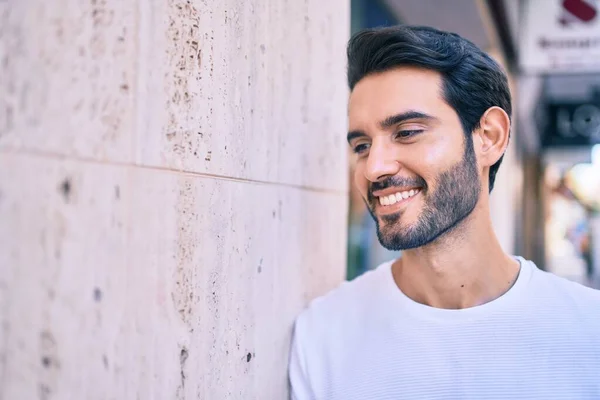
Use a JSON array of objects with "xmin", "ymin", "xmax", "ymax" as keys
[{"xmin": 347, "ymin": 25, "xmax": 512, "ymax": 192}]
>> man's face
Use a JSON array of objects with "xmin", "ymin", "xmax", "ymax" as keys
[{"xmin": 348, "ymin": 67, "xmax": 482, "ymax": 250}]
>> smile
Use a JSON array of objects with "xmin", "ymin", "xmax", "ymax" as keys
[{"xmin": 378, "ymin": 189, "xmax": 421, "ymax": 206}]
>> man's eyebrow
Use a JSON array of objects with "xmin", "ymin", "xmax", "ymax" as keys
[
  {"xmin": 380, "ymin": 111, "xmax": 437, "ymax": 129},
  {"xmin": 347, "ymin": 130, "xmax": 367, "ymax": 144},
  {"xmin": 346, "ymin": 111, "xmax": 436, "ymax": 144}
]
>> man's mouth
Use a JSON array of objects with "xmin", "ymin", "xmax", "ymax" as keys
[{"xmin": 377, "ymin": 188, "xmax": 421, "ymax": 206}]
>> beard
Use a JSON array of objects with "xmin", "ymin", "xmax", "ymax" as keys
[{"xmin": 366, "ymin": 136, "xmax": 481, "ymax": 250}]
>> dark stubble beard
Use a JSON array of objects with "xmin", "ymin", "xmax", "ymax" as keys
[{"xmin": 366, "ymin": 136, "xmax": 481, "ymax": 250}]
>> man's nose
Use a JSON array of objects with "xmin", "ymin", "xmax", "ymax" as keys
[{"xmin": 364, "ymin": 141, "xmax": 400, "ymax": 183}]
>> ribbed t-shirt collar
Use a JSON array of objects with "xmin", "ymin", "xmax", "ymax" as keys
[{"xmin": 378, "ymin": 256, "xmax": 534, "ymax": 322}]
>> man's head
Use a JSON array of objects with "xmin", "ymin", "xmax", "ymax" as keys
[{"xmin": 347, "ymin": 25, "xmax": 512, "ymax": 251}]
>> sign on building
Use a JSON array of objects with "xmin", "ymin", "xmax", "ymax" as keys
[
  {"xmin": 540, "ymin": 93, "xmax": 600, "ymax": 147},
  {"xmin": 520, "ymin": 0, "xmax": 600, "ymax": 73}
]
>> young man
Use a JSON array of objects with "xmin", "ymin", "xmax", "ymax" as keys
[{"xmin": 289, "ymin": 26, "xmax": 600, "ymax": 400}]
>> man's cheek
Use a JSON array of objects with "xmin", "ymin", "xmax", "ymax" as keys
[{"xmin": 354, "ymin": 174, "xmax": 367, "ymax": 196}]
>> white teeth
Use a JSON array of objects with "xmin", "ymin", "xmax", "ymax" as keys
[{"xmin": 378, "ymin": 189, "xmax": 420, "ymax": 206}]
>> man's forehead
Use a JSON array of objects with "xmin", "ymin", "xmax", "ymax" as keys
[
  {"xmin": 350, "ymin": 67, "xmax": 442, "ymax": 102},
  {"xmin": 348, "ymin": 68, "xmax": 446, "ymax": 126}
]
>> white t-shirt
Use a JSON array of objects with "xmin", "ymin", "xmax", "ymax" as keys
[{"xmin": 289, "ymin": 257, "xmax": 600, "ymax": 400}]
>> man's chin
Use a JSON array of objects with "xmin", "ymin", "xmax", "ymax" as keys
[
  {"xmin": 379, "ymin": 211, "xmax": 402, "ymax": 224},
  {"xmin": 376, "ymin": 229, "xmax": 424, "ymax": 251},
  {"xmin": 368, "ymin": 205, "xmax": 417, "ymax": 235},
  {"xmin": 375, "ymin": 219, "xmax": 428, "ymax": 251}
]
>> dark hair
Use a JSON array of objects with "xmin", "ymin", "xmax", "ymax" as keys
[{"xmin": 347, "ymin": 25, "xmax": 512, "ymax": 192}]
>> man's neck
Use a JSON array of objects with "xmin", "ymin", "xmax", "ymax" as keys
[{"xmin": 391, "ymin": 203, "xmax": 521, "ymax": 310}]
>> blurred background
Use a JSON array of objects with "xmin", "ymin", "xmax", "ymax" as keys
[
  {"xmin": 1, "ymin": 0, "xmax": 599, "ymax": 399},
  {"xmin": 347, "ymin": 0, "xmax": 600, "ymax": 290}
]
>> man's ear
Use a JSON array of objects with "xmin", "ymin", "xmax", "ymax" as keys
[{"xmin": 475, "ymin": 106, "xmax": 510, "ymax": 168}]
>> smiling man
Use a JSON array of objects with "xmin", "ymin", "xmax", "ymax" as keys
[{"xmin": 289, "ymin": 26, "xmax": 600, "ymax": 400}]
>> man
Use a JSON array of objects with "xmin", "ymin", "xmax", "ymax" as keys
[{"xmin": 289, "ymin": 26, "xmax": 600, "ymax": 400}]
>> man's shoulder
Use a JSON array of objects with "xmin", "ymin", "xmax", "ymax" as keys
[
  {"xmin": 529, "ymin": 261, "xmax": 600, "ymax": 311},
  {"xmin": 532, "ymin": 263, "xmax": 600, "ymax": 296}
]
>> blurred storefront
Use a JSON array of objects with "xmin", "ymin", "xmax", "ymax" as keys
[
  {"xmin": 520, "ymin": 0, "xmax": 600, "ymax": 287},
  {"xmin": 543, "ymin": 152, "xmax": 600, "ymax": 285}
]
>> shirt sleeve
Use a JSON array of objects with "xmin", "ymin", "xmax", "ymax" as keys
[{"xmin": 288, "ymin": 314, "xmax": 315, "ymax": 400}]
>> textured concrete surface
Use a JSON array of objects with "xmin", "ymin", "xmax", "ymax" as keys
[
  {"xmin": 0, "ymin": 1, "xmax": 349, "ymax": 398},
  {"xmin": 135, "ymin": 0, "xmax": 349, "ymax": 190},
  {"xmin": 0, "ymin": 0, "xmax": 138, "ymax": 162},
  {"xmin": 0, "ymin": 0, "xmax": 349, "ymax": 190}
]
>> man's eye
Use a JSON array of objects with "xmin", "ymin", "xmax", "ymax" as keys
[
  {"xmin": 395, "ymin": 130, "xmax": 423, "ymax": 139},
  {"xmin": 353, "ymin": 143, "xmax": 370, "ymax": 154}
]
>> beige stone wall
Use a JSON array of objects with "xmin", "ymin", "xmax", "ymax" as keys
[{"xmin": 0, "ymin": 1, "xmax": 349, "ymax": 399}]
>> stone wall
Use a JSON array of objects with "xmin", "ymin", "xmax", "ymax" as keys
[{"xmin": 0, "ymin": 1, "xmax": 349, "ymax": 398}]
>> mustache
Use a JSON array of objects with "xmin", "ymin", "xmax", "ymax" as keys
[{"xmin": 368, "ymin": 176, "xmax": 427, "ymax": 200}]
